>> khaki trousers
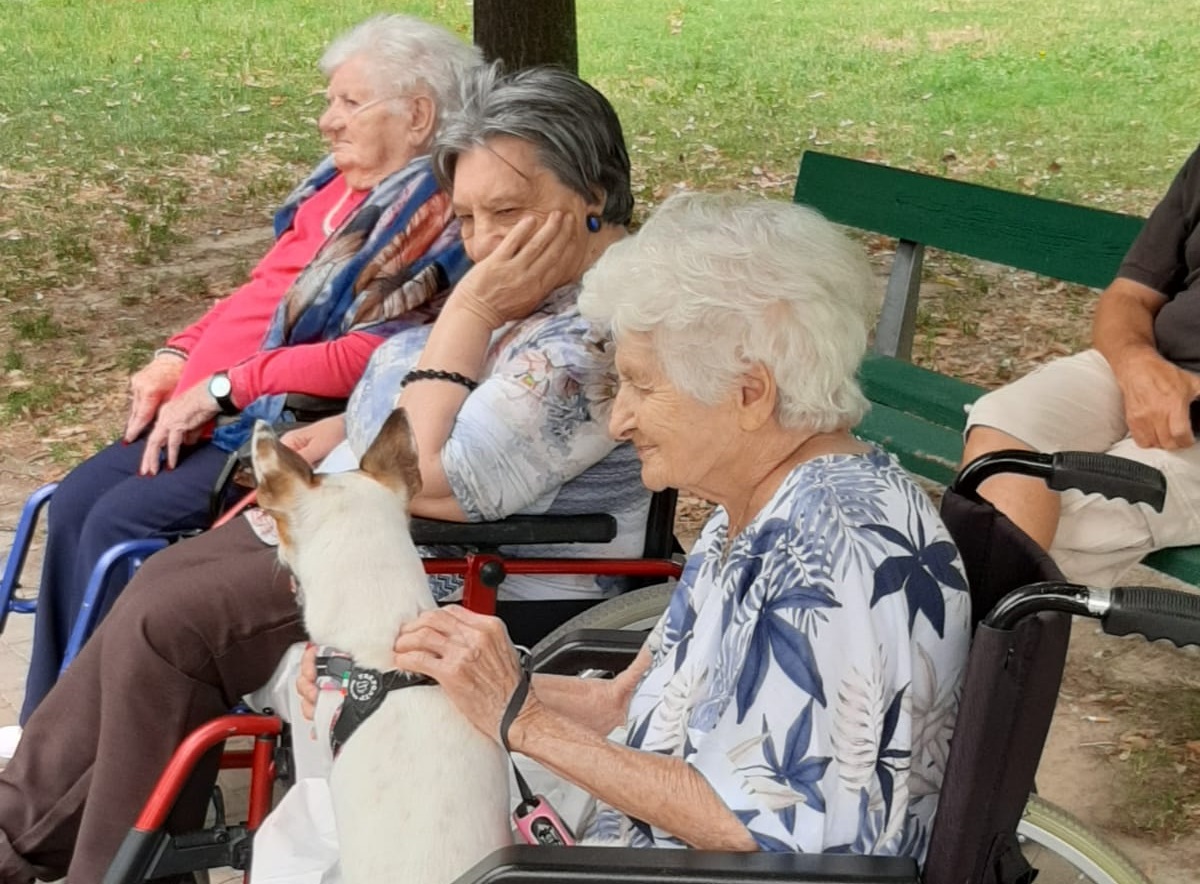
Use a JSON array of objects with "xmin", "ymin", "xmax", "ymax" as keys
[{"xmin": 966, "ymin": 349, "xmax": 1200, "ymax": 586}]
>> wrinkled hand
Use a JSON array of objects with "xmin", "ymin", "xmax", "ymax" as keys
[
  {"xmin": 124, "ymin": 355, "xmax": 185, "ymax": 442},
  {"xmin": 281, "ymin": 415, "xmax": 347, "ymax": 466},
  {"xmin": 453, "ymin": 211, "xmax": 583, "ymax": 329},
  {"xmin": 392, "ymin": 605, "xmax": 525, "ymax": 743},
  {"xmin": 1115, "ymin": 350, "xmax": 1200, "ymax": 449},
  {"xmin": 297, "ymin": 643, "xmax": 319, "ymax": 721},
  {"xmin": 138, "ymin": 380, "xmax": 220, "ymax": 475}
]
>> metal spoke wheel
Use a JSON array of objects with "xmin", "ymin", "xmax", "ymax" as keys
[{"xmin": 1018, "ymin": 795, "xmax": 1151, "ymax": 884}]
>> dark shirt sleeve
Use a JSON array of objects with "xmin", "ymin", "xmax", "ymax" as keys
[{"xmin": 1118, "ymin": 144, "xmax": 1200, "ymax": 298}]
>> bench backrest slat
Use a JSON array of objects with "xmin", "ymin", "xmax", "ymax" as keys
[{"xmin": 793, "ymin": 151, "xmax": 1145, "ymax": 290}]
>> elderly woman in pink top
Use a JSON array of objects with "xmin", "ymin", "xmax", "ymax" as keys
[{"xmin": 13, "ymin": 14, "xmax": 480, "ymax": 732}]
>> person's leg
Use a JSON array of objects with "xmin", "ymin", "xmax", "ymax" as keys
[
  {"xmin": 21, "ymin": 439, "xmax": 233, "ymax": 722},
  {"xmin": 961, "ymin": 427, "xmax": 1060, "ymax": 547},
  {"xmin": 0, "ymin": 518, "xmax": 305, "ymax": 882},
  {"xmin": 1051, "ymin": 435, "xmax": 1200, "ymax": 586},
  {"xmin": 962, "ymin": 349, "xmax": 1130, "ymax": 549}
]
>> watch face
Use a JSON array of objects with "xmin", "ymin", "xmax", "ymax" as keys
[{"xmin": 210, "ymin": 374, "xmax": 232, "ymax": 398}]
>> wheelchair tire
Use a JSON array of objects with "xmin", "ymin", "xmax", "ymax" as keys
[
  {"xmin": 530, "ymin": 582, "xmax": 675, "ymax": 658},
  {"xmin": 1018, "ymin": 795, "xmax": 1151, "ymax": 884}
]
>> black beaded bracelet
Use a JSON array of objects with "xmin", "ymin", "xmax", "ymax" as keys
[{"xmin": 400, "ymin": 368, "xmax": 479, "ymax": 392}]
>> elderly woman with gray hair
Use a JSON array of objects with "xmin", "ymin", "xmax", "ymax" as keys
[
  {"xmin": 0, "ymin": 64, "xmax": 649, "ymax": 883},
  {"xmin": 14, "ymin": 12, "xmax": 481, "ymax": 735},
  {"xmin": 393, "ymin": 192, "xmax": 972, "ymax": 858}
]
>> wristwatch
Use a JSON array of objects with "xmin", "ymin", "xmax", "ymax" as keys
[{"xmin": 207, "ymin": 371, "xmax": 239, "ymax": 416}]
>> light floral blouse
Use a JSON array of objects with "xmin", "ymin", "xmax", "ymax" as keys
[
  {"xmin": 342, "ymin": 283, "xmax": 650, "ymax": 601},
  {"xmin": 583, "ymin": 448, "xmax": 970, "ymax": 860}
]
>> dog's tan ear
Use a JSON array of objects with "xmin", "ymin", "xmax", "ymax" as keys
[
  {"xmin": 359, "ymin": 408, "xmax": 423, "ymax": 499},
  {"xmin": 251, "ymin": 420, "xmax": 316, "ymax": 510}
]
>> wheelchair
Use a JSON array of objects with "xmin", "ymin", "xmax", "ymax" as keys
[
  {"xmin": 97, "ymin": 450, "xmax": 1199, "ymax": 884},
  {"xmin": 0, "ymin": 396, "xmax": 359, "ymax": 670}
]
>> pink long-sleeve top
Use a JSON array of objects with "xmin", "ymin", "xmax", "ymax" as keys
[{"xmin": 166, "ymin": 175, "xmax": 372, "ymax": 409}]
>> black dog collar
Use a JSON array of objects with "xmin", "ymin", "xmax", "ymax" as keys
[{"xmin": 329, "ymin": 664, "xmax": 436, "ymax": 757}]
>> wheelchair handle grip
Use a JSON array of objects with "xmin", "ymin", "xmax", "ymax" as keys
[
  {"xmin": 1103, "ymin": 586, "xmax": 1200, "ymax": 649},
  {"xmin": 1046, "ymin": 452, "xmax": 1166, "ymax": 512},
  {"xmin": 953, "ymin": 450, "xmax": 1166, "ymax": 510}
]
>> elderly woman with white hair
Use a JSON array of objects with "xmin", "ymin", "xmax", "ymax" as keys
[
  {"xmin": 15, "ymin": 13, "xmax": 481, "ymax": 731},
  {"xmin": 392, "ymin": 192, "xmax": 972, "ymax": 858}
]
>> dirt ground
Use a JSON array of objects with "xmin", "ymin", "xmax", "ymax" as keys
[{"xmin": 2, "ymin": 203, "xmax": 1200, "ymax": 881}]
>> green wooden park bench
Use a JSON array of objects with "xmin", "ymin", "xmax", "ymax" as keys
[{"xmin": 793, "ymin": 149, "xmax": 1200, "ymax": 586}]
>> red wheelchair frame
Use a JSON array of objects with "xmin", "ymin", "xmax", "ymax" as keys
[{"xmin": 101, "ymin": 499, "xmax": 684, "ymax": 883}]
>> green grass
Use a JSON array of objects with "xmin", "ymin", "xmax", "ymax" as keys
[
  {"xmin": 1, "ymin": 1, "xmax": 1197, "ymax": 210},
  {"xmin": 11, "ymin": 309, "xmax": 64, "ymax": 342},
  {"xmin": 0, "ymin": 0, "xmax": 1198, "ymax": 432}
]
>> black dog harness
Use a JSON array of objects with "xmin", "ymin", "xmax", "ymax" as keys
[{"xmin": 318, "ymin": 656, "xmax": 436, "ymax": 757}]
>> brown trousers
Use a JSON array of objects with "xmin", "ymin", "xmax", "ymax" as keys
[{"xmin": 0, "ymin": 518, "xmax": 306, "ymax": 883}]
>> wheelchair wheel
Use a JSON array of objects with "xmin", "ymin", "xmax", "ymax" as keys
[
  {"xmin": 530, "ymin": 582, "xmax": 674, "ymax": 658},
  {"xmin": 1018, "ymin": 795, "xmax": 1151, "ymax": 884}
]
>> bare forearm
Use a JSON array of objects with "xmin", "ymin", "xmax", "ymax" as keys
[
  {"xmin": 528, "ymin": 674, "xmax": 627, "ymax": 735},
  {"xmin": 397, "ymin": 293, "xmax": 494, "ymax": 509},
  {"xmin": 1093, "ymin": 277, "xmax": 1168, "ymax": 376},
  {"xmin": 529, "ymin": 646, "xmax": 649, "ymax": 735},
  {"xmin": 513, "ymin": 699, "xmax": 755, "ymax": 851}
]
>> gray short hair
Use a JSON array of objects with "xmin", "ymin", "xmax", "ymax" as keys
[
  {"xmin": 432, "ymin": 65, "xmax": 633, "ymax": 225},
  {"xmin": 579, "ymin": 191, "xmax": 881, "ymax": 432},
  {"xmin": 320, "ymin": 15, "xmax": 482, "ymax": 126}
]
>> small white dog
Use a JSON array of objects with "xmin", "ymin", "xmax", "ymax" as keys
[{"xmin": 252, "ymin": 409, "xmax": 511, "ymax": 884}]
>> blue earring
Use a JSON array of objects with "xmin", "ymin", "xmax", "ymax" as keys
[{"xmin": 586, "ymin": 215, "xmax": 602, "ymax": 233}]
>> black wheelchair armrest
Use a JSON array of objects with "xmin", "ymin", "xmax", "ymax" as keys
[
  {"xmin": 530, "ymin": 628, "xmax": 646, "ymax": 675},
  {"xmin": 282, "ymin": 393, "xmax": 348, "ymax": 423},
  {"xmin": 409, "ymin": 514, "xmax": 617, "ymax": 548},
  {"xmin": 953, "ymin": 450, "xmax": 1166, "ymax": 511},
  {"xmin": 453, "ymin": 845, "xmax": 920, "ymax": 883}
]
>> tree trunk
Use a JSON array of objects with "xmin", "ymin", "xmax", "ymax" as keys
[{"xmin": 473, "ymin": 0, "xmax": 578, "ymax": 73}]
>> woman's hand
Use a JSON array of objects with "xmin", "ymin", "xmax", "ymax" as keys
[
  {"xmin": 281, "ymin": 415, "xmax": 347, "ymax": 466},
  {"xmin": 453, "ymin": 211, "xmax": 583, "ymax": 329},
  {"xmin": 138, "ymin": 381, "xmax": 220, "ymax": 475},
  {"xmin": 297, "ymin": 644, "xmax": 319, "ymax": 721},
  {"xmin": 124, "ymin": 355, "xmax": 185, "ymax": 443},
  {"xmin": 392, "ymin": 605, "xmax": 526, "ymax": 743}
]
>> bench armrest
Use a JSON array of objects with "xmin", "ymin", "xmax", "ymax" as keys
[
  {"xmin": 410, "ymin": 514, "xmax": 617, "ymax": 548},
  {"xmin": 454, "ymin": 845, "xmax": 920, "ymax": 883}
]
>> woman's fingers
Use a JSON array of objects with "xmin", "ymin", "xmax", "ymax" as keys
[
  {"xmin": 164, "ymin": 428, "xmax": 186, "ymax": 471},
  {"xmin": 139, "ymin": 428, "xmax": 165, "ymax": 475},
  {"xmin": 492, "ymin": 214, "xmax": 540, "ymax": 260},
  {"xmin": 392, "ymin": 608, "xmax": 524, "ymax": 742},
  {"xmin": 296, "ymin": 646, "xmax": 320, "ymax": 720},
  {"xmin": 124, "ymin": 394, "xmax": 154, "ymax": 443},
  {"xmin": 392, "ymin": 647, "xmax": 449, "ymax": 680}
]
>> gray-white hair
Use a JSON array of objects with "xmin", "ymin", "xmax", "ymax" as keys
[
  {"xmin": 320, "ymin": 15, "xmax": 482, "ymax": 127},
  {"xmin": 431, "ymin": 64, "xmax": 633, "ymax": 225},
  {"xmin": 579, "ymin": 191, "xmax": 881, "ymax": 433}
]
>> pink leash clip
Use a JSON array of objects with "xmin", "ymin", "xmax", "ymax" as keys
[
  {"xmin": 513, "ymin": 795, "xmax": 576, "ymax": 846},
  {"xmin": 502, "ymin": 660, "xmax": 576, "ymax": 847}
]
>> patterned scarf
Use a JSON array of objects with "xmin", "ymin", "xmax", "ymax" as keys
[{"xmin": 212, "ymin": 154, "xmax": 469, "ymax": 452}]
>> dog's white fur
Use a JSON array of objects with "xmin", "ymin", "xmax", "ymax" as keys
[{"xmin": 252, "ymin": 411, "xmax": 511, "ymax": 884}]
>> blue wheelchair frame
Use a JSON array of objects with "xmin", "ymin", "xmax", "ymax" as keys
[{"xmin": 0, "ymin": 482, "xmax": 170, "ymax": 674}]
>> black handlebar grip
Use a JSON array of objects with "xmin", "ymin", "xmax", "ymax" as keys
[
  {"xmin": 1048, "ymin": 452, "xmax": 1166, "ymax": 512},
  {"xmin": 1104, "ymin": 586, "xmax": 1200, "ymax": 648}
]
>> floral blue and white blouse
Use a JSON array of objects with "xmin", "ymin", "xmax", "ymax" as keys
[
  {"xmin": 582, "ymin": 447, "xmax": 970, "ymax": 860},
  {"xmin": 333, "ymin": 283, "xmax": 650, "ymax": 601}
]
